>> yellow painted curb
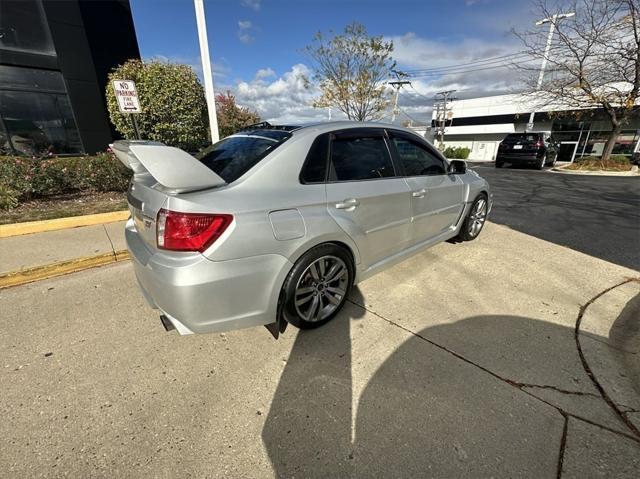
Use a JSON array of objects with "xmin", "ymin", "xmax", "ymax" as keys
[
  {"xmin": 0, "ymin": 210, "xmax": 130, "ymax": 238},
  {"xmin": 0, "ymin": 250, "xmax": 130, "ymax": 289}
]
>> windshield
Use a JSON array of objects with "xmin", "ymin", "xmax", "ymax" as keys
[{"xmin": 197, "ymin": 131, "xmax": 291, "ymax": 183}]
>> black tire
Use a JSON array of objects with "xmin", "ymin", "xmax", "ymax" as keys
[
  {"xmin": 495, "ymin": 161, "xmax": 503, "ymax": 168},
  {"xmin": 456, "ymin": 194, "xmax": 489, "ymax": 242},
  {"xmin": 536, "ymin": 153, "xmax": 547, "ymax": 170},
  {"xmin": 281, "ymin": 243, "xmax": 354, "ymax": 329}
]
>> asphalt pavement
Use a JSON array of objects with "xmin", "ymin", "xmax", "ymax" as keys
[
  {"xmin": 1, "ymin": 222, "xmax": 638, "ymax": 477},
  {"xmin": 471, "ymin": 165, "xmax": 640, "ymax": 271}
]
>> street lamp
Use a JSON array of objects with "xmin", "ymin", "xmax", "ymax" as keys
[{"xmin": 526, "ymin": 12, "xmax": 575, "ymax": 132}]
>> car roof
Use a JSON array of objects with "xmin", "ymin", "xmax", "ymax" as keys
[
  {"xmin": 292, "ymin": 121, "xmax": 425, "ymax": 139},
  {"xmin": 236, "ymin": 120, "xmax": 425, "ymax": 139}
]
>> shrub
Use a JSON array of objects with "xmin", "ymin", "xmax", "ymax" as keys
[
  {"xmin": 106, "ymin": 59, "xmax": 209, "ymax": 151},
  {"xmin": 0, "ymin": 154, "xmax": 131, "ymax": 209},
  {"xmin": 568, "ymin": 154, "xmax": 632, "ymax": 171},
  {"xmin": 443, "ymin": 146, "xmax": 471, "ymax": 159},
  {"xmin": 0, "ymin": 184, "xmax": 19, "ymax": 210}
]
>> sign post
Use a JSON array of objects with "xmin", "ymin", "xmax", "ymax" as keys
[{"xmin": 113, "ymin": 80, "xmax": 142, "ymax": 140}]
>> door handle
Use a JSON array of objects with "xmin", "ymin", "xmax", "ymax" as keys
[
  {"xmin": 335, "ymin": 198, "xmax": 360, "ymax": 210},
  {"xmin": 412, "ymin": 188, "xmax": 427, "ymax": 198}
]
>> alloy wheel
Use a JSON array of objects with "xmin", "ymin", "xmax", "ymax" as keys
[
  {"xmin": 294, "ymin": 255, "xmax": 349, "ymax": 322},
  {"xmin": 468, "ymin": 198, "xmax": 487, "ymax": 237}
]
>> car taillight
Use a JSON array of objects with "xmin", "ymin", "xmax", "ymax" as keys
[
  {"xmin": 535, "ymin": 140, "xmax": 543, "ymax": 148},
  {"xmin": 156, "ymin": 209, "xmax": 233, "ymax": 252}
]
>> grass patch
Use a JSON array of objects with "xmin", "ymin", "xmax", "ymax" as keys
[
  {"xmin": 0, "ymin": 191, "xmax": 127, "ymax": 225},
  {"xmin": 564, "ymin": 155, "xmax": 633, "ymax": 172}
]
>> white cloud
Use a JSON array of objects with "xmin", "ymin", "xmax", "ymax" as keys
[
  {"xmin": 254, "ymin": 68, "xmax": 276, "ymax": 80},
  {"xmin": 215, "ymin": 31, "xmax": 532, "ymax": 125},
  {"xmin": 240, "ymin": 0, "xmax": 260, "ymax": 11},
  {"xmin": 237, "ymin": 20, "xmax": 255, "ymax": 44},
  {"xmin": 229, "ymin": 64, "xmax": 333, "ymax": 123},
  {"xmin": 379, "ymin": 32, "xmax": 531, "ymax": 122}
]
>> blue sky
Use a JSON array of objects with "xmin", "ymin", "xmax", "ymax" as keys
[{"xmin": 130, "ymin": 0, "xmax": 536, "ymax": 123}]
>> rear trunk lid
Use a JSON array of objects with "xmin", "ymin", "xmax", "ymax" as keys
[{"xmin": 111, "ymin": 140, "xmax": 226, "ymax": 250}]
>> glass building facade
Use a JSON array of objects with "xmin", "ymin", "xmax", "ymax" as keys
[{"xmin": 0, "ymin": 0, "xmax": 140, "ymax": 156}]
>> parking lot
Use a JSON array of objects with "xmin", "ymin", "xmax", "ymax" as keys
[
  {"xmin": 2, "ymin": 177, "xmax": 640, "ymax": 477},
  {"xmin": 471, "ymin": 165, "xmax": 640, "ymax": 270}
]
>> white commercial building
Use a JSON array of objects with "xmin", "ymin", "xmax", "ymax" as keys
[{"xmin": 413, "ymin": 93, "xmax": 640, "ymax": 162}]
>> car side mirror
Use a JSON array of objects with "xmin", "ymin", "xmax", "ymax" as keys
[{"xmin": 448, "ymin": 160, "xmax": 466, "ymax": 175}]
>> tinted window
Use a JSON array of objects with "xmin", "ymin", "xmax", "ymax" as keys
[
  {"xmin": 300, "ymin": 134, "xmax": 329, "ymax": 183},
  {"xmin": 197, "ymin": 133, "xmax": 290, "ymax": 183},
  {"xmin": 330, "ymin": 135, "xmax": 394, "ymax": 181},
  {"xmin": 0, "ymin": 0, "xmax": 56, "ymax": 56},
  {"xmin": 0, "ymin": 90, "xmax": 82, "ymax": 155},
  {"xmin": 502, "ymin": 133, "xmax": 542, "ymax": 144},
  {"xmin": 391, "ymin": 136, "xmax": 446, "ymax": 176}
]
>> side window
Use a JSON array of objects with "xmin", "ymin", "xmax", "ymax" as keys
[
  {"xmin": 391, "ymin": 135, "xmax": 446, "ymax": 176},
  {"xmin": 300, "ymin": 134, "xmax": 329, "ymax": 183},
  {"xmin": 329, "ymin": 135, "xmax": 395, "ymax": 181}
]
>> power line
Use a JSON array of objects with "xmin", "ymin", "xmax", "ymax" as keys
[
  {"xmin": 408, "ymin": 58, "xmax": 537, "ymax": 78},
  {"xmin": 402, "ymin": 51, "xmax": 529, "ymax": 74}
]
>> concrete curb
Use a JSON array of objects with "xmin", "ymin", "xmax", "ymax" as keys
[
  {"xmin": 0, "ymin": 249, "xmax": 130, "ymax": 289},
  {"xmin": 551, "ymin": 164, "xmax": 639, "ymax": 177},
  {"xmin": 0, "ymin": 210, "xmax": 130, "ymax": 238}
]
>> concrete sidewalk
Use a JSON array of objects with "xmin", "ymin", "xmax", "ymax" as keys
[
  {"xmin": 0, "ymin": 220, "xmax": 127, "ymax": 279},
  {"xmin": 0, "ymin": 222, "xmax": 638, "ymax": 477}
]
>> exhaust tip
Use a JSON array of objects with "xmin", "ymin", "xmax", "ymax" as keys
[{"xmin": 159, "ymin": 314, "xmax": 175, "ymax": 332}]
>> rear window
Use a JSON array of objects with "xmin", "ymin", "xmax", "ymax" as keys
[
  {"xmin": 502, "ymin": 134, "xmax": 542, "ymax": 144},
  {"xmin": 197, "ymin": 131, "xmax": 291, "ymax": 183}
]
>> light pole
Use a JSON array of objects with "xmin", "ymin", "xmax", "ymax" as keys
[
  {"xmin": 526, "ymin": 11, "xmax": 575, "ymax": 132},
  {"xmin": 194, "ymin": 0, "xmax": 220, "ymax": 143}
]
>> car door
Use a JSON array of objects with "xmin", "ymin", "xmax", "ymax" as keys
[
  {"xmin": 325, "ymin": 128, "xmax": 412, "ymax": 269},
  {"xmin": 387, "ymin": 130, "xmax": 465, "ymax": 244}
]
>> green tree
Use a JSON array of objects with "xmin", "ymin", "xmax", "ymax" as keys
[
  {"xmin": 106, "ymin": 59, "xmax": 209, "ymax": 151},
  {"xmin": 215, "ymin": 91, "xmax": 261, "ymax": 138},
  {"xmin": 305, "ymin": 22, "xmax": 403, "ymax": 121}
]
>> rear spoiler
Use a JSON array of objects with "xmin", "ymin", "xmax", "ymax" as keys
[{"xmin": 110, "ymin": 140, "xmax": 226, "ymax": 193}]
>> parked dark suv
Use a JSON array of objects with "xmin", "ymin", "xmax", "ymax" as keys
[{"xmin": 496, "ymin": 132, "xmax": 558, "ymax": 169}]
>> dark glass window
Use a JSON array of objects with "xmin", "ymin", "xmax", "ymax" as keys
[
  {"xmin": 197, "ymin": 132, "xmax": 291, "ymax": 183},
  {"xmin": 391, "ymin": 136, "xmax": 446, "ymax": 176},
  {"xmin": 0, "ymin": 66, "xmax": 66, "ymax": 92},
  {"xmin": 330, "ymin": 135, "xmax": 395, "ymax": 181},
  {"xmin": 300, "ymin": 134, "xmax": 329, "ymax": 183},
  {"xmin": 1, "ymin": 91, "xmax": 82, "ymax": 155},
  {"xmin": 0, "ymin": 0, "xmax": 56, "ymax": 56}
]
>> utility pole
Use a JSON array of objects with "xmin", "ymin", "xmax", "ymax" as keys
[
  {"xmin": 388, "ymin": 80, "xmax": 411, "ymax": 122},
  {"xmin": 194, "ymin": 0, "xmax": 220, "ymax": 143},
  {"xmin": 526, "ymin": 11, "xmax": 575, "ymax": 132},
  {"xmin": 434, "ymin": 90, "xmax": 456, "ymax": 148}
]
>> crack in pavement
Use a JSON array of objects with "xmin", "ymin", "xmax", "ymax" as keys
[
  {"xmin": 574, "ymin": 278, "xmax": 640, "ymax": 440},
  {"xmin": 556, "ymin": 414, "xmax": 569, "ymax": 479},
  {"xmin": 346, "ymin": 296, "xmax": 640, "ymax": 446},
  {"xmin": 103, "ymin": 224, "xmax": 117, "ymax": 258},
  {"xmin": 510, "ymin": 382, "xmax": 601, "ymax": 398}
]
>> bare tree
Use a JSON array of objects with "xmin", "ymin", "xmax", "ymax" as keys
[
  {"xmin": 305, "ymin": 23, "xmax": 403, "ymax": 121},
  {"xmin": 515, "ymin": 0, "xmax": 639, "ymax": 160}
]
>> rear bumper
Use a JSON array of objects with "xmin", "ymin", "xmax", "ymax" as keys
[{"xmin": 125, "ymin": 219, "xmax": 293, "ymax": 334}]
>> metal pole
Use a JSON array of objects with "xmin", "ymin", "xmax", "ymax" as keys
[
  {"xmin": 194, "ymin": 0, "xmax": 219, "ymax": 143},
  {"xmin": 131, "ymin": 115, "xmax": 141, "ymax": 140},
  {"xmin": 526, "ymin": 12, "xmax": 574, "ymax": 131}
]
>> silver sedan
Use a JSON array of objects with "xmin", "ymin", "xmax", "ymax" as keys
[{"xmin": 113, "ymin": 121, "xmax": 491, "ymax": 338}]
